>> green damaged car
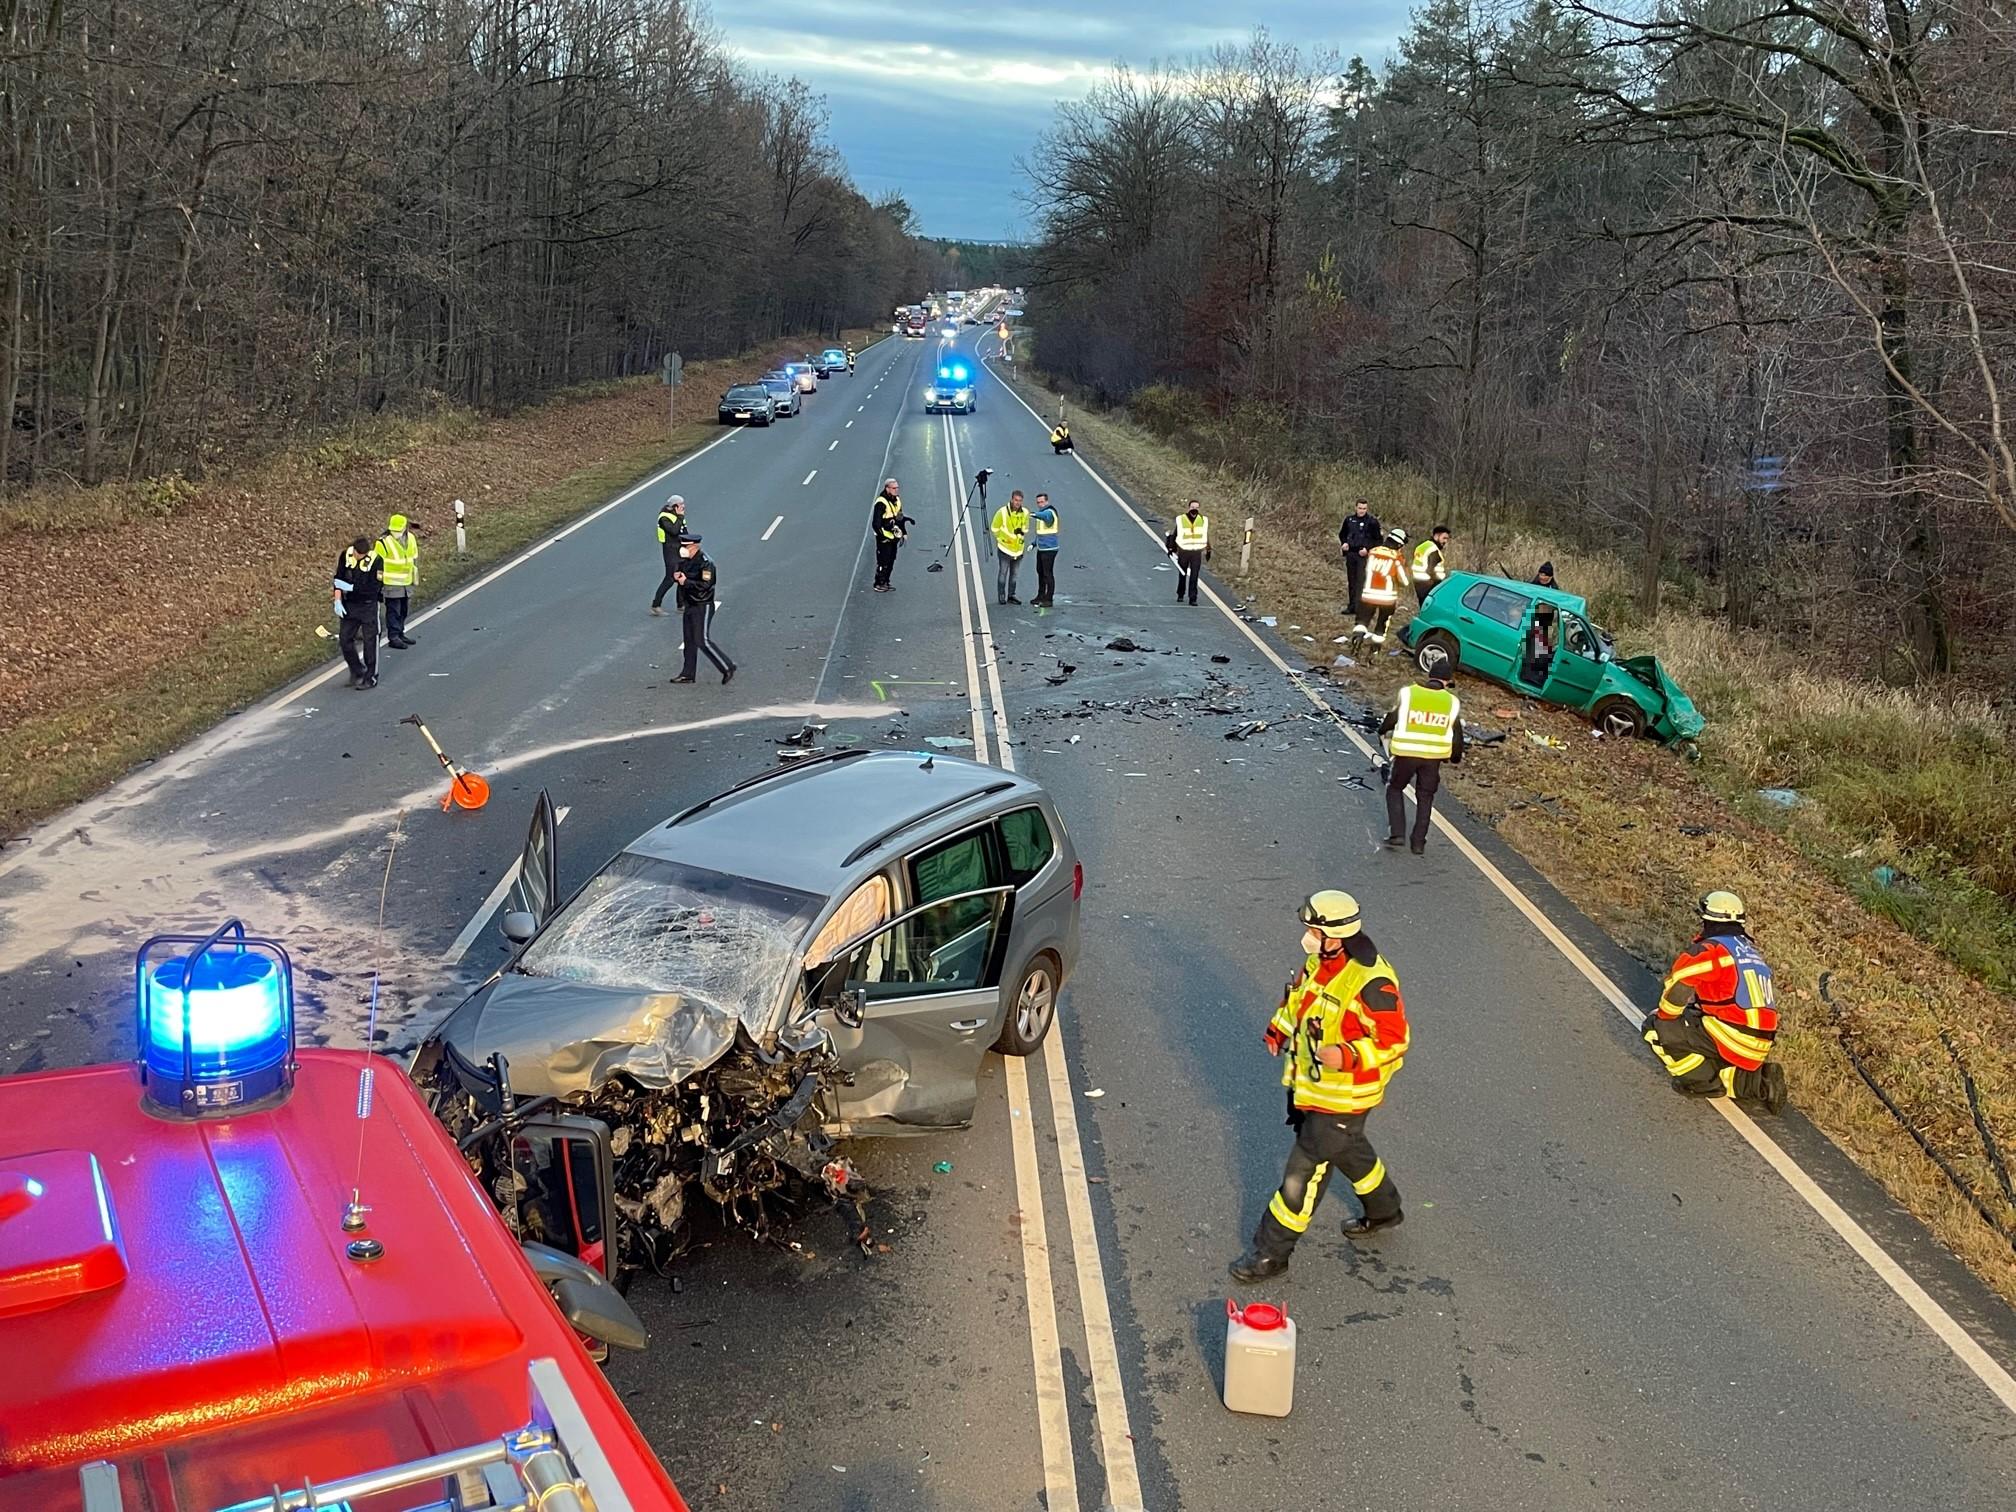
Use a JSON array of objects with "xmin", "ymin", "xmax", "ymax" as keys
[{"xmin": 1397, "ymin": 571, "xmax": 1704, "ymax": 744}]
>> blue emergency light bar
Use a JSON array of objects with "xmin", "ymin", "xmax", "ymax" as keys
[
  {"xmin": 936, "ymin": 364, "xmax": 970, "ymax": 382},
  {"xmin": 134, "ymin": 919, "xmax": 297, "ymax": 1118}
]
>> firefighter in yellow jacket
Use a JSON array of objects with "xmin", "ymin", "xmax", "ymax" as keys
[{"xmin": 1232, "ymin": 891, "xmax": 1410, "ymax": 1282}]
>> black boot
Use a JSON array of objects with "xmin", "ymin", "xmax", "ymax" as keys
[
  {"xmin": 1735, "ymin": 1062, "xmax": 1788, "ymax": 1115},
  {"xmin": 1230, "ymin": 1250, "xmax": 1289, "ymax": 1284},
  {"xmin": 1342, "ymin": 1210, "xmax": 1403, "ymax": 1238},
  {"xmin": 1382, "ymin": 835, "xmax": 1405, "ymax": 850}
]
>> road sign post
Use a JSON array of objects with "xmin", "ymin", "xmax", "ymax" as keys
[
  {"xmin": 662, "ymin": 352, "xmax": 684, "ymax": 436},
  {"xmin": 1241, "ymin": 516, "xmax": 1254, "ymax": 578}
]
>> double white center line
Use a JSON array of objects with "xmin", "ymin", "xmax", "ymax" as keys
[{"xmin": 939, "ymin": 413, "xmax": 1145, "ymax": 1512}]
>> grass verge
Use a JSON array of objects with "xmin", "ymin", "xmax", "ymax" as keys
[
  {"xmin": 1008, "ymin": 356, "xmax": 2016, "ymax": 1310},
  {"xmin": 0, "ymin": 331, "xmax": 888, "ymax": 835}
]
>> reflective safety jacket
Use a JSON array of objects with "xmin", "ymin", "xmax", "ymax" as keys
[
  {"xmin": 1032, "ymin": 507, "xmax": 1061, "ymax": 550},
  {"xmin": 1658, "ymin": 929, "xmax": 1779, "ymax": 1070},
  {"xmin": 1268, "ymin": 950, "xmax": 1409, "ymax": 1114},
  {"xmin": 992, "ymin": 505, "xmax": 1030, "ymax": 557},
  {"xmin": 872, "ymin": 494, "xmax": 909, "ymax": 542},
  {"xmin": 1389, "ymin": 683, "xmax": 1460, "ymax": 759},
  {"xmin": 1411, "ymin": 539, "xmax": 1446, "ymax": 587},
  {"xmin": 656, "ymin": 508, "xmax": 685, "ymax": 545},
  {"xmin": 1173, "ymin": 511, "xmax": 1210, "ymax": 551},
  {"xmin": 1362, "ymin": 545, "xmax": 1410, "ymax": 606},
  {"xmin": 1050, "ymin": 425, "xmax": 1070, "ymax": 445},
  {"xmin": 377, "ymin": 528, "xmax": 419, "ymax": 589}
]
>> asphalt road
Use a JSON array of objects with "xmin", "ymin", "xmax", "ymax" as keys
[{"xmin": 4, "ymin": 326, "xmax": 2015, "ymax": 1510}]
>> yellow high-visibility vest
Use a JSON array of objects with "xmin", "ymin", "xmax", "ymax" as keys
[
  {"xmin": 656, "ymin": 509, "xmax": 684, "ymax": 544},
  {"xmin": 377, "ymin": 530, "xmax": 418, "ymax": 588},
  {"xmin": 1267, "ymin": 952, "xmax": 1408, "ymax": 1114},
  {"xmin": 992, "ymin": 506, "xmax": 1030, "ymax": 557},
  {"xmin": 1174, "ymin": 512, "xmax": 1209, "ymax": 551},
  {"xmin": 1411, "ymin": 540, "xmax": 1445, "ymax": 582},
  {"xmin": 1390, "ymin": 683, "xmax": 1459, "ymax": 759}
]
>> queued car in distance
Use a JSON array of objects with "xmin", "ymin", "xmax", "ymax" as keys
[
  {"xmin": 1399, "ymin": 570, "xmax": 1704, "ymax": 743},
  {"xmin": 782, "ymin": 361, "xmax": 819, "ymax": 394},
  {"xmin": 925, "ymin": 358, "xmax": 976, "ymax": 414},
  {"xmin": 717, "ymin": 383, "xmax": 777, "ymax": 426},
  {"xmin": 412, "ymin": 749, "xmax": 1082, "ymax": 1281},
  {"xmin": 758, "ymin": 370, "xmax": 803, "ymax": 417},
  {"xmin": 817, "ymin": 347, "xmax": 850, "ymax": 375}
]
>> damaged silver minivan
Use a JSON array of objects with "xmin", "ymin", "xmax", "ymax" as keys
[{"xmin": 412, "ymin": 749, "xmax": 1080, "ymax": 1279}]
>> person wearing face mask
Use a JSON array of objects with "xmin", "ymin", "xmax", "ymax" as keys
[{"xmin": 1231, "ymin": 891, "xmax": 1410, "ymax": 1283}]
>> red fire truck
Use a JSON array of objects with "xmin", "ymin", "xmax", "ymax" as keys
[{"xmin": 0, "ymin": 920, "xmax": 688, "ymax": 1511}]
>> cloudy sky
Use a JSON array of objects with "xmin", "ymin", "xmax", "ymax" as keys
[{"xmin": 716, "ymin": 4, "xmax": 1415, "ymax": 242}]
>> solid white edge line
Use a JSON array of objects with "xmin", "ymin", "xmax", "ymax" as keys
[
  {"xmin": 979, "ymin": 349, "xmax": 2016, "ymax": 1420},
  {"xmin": 949, "ymin": 414, "xmax": 1145, "ymax": 1509},
  {"xmin": 440, "ymin": 805, "xmax": 571, "ymax": 964},
  {"xmin": 761, "ymin": 515, "xmax": 784, "ymax": 542},
  {"xmin": 0, "ymin": 422, "xmax": 748, "ymax": 885}
]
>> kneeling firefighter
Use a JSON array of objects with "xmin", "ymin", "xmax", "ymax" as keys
[
  {"xmin": 1232, "ymin": 891, "xmax": 1410, "ymax": 1283},
  {"xmin": 1643, "ymin": 890, "xmax": 1787, "ymax": 1112}
]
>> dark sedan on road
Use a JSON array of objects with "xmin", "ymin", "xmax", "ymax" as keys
[
  {"xmin": 717, "ymin": 384, "xmax": 777, "ymax": 425},
  {"xmin": 757, "ymin": 371, "xmax": 803, "ymax": 417}
]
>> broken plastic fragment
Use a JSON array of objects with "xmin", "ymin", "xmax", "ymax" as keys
[
  {"xmin": 932, "ymin": 1160, "xmax": 954, "ymax": 1173},
  {"xmin": 923, "ymin": 735, "xmax": 974, "ymax": 749}
]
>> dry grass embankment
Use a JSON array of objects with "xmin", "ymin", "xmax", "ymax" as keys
[
  {"xmin": 0, "ymin": 332, "xmax": 886, "ymax": 835},
  {"xmin": 1012, "ymin": 361, "xmax": 2016, "ymax": 1308}
]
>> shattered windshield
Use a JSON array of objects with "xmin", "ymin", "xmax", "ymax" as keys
[{"xmin": 518, "ymin": 854, "xmax": 821, "ymax": 1033}]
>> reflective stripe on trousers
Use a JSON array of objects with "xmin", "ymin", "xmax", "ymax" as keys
[{"xmin": 1255, "ymin": 1108, "xmax": 1399, "ymax": 1259}]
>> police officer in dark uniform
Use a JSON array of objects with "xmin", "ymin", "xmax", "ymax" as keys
[
  {"xmin": 870, "ymin": 478, "xmax": 913, "ymax": 592},
  {"xmin": 668, "ymin": 534, "xmax": 735, "ymax": 685},
  {"xmin": 332, "ymin": 535, "xmax": 384, "ymax": 690}
]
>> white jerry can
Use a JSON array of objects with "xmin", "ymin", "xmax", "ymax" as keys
[{"xmin": 1222, "ymin": 1299, "xmax": 1297, "ymax": 1416}]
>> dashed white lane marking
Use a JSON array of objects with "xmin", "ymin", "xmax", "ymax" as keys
[
  {"xmin": 846, "ymin": 419, "xmax": 855, "ymax": 427},
  {"xmin": 761, "ymin": 515, "xmax": 784, "ymax": 542},
  {"xmin": 442, "ymin": 806, "xmax": 570, "ymax": 964},
  {"xmin": 801, "ymin": 470, "xmax": 817, "ymax": 485},
  {"xmin": 980, "ymin": 348, "xmax": 2016, "ymax": 1423},
  {"xmin": 828, "ymin": 439, "xmax": 839, "ymax": 451}
]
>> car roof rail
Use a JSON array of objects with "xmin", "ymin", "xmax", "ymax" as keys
[
  {"xmin": 663, "ymin": 747, "xmax": 876, "ymax": 828},
  {"xmin": 841, "ymin": 779, "xmax": 1018, "ymax": 867}
]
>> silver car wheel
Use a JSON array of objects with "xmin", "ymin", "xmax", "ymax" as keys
[{"xmin": 1016, "ymin": 965, "xmax": 1055, "ymax": 1044}]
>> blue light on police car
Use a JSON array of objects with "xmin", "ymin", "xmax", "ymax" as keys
[{"xmin": 135, "ymin": 920, "xmax": 297, "ymax": 1118}]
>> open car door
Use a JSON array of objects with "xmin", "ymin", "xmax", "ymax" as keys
[
  {"xmin": 1541, "ymin": 613, "xmax": 1607, "ymax": 710},
  {"xmin": 815, "ymin": 886, "xmax": 1014, "ymax": 1132},
  {"xmin": 502, "ymin": 788, "xmax": 559, "ymax": 944}
]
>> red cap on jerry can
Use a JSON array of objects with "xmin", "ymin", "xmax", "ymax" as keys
[{"xmin": 1227, "ymin": 1299, "xmax": 1287, "ymax": 1330}]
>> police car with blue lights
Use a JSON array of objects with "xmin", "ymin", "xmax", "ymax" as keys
[{"xmin": 924, "ymin": 358, "xmax": 976, "ymax": 415}]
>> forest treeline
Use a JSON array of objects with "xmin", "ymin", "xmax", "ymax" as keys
[
  {"xmin": 0, "ymin": 0, "xmax": 946, "ymax": 494},
  {"xmin": 1026, "ymin": 3, "xmax": 2016, "ymax": 683}
]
